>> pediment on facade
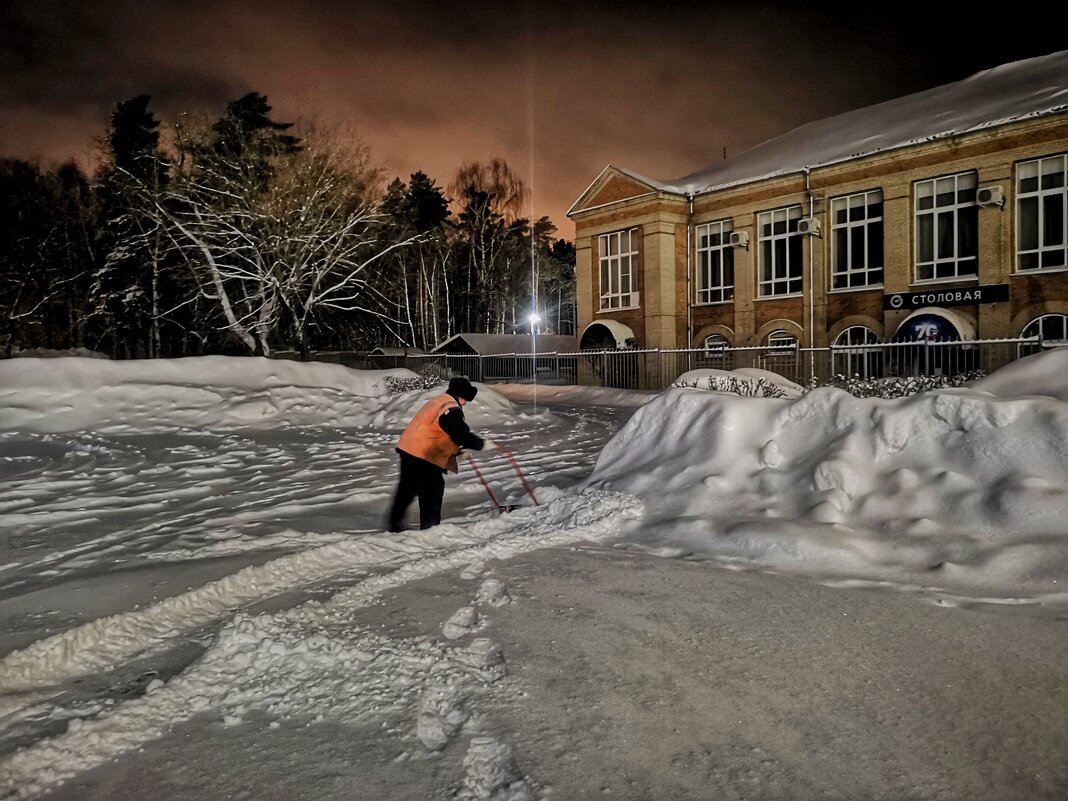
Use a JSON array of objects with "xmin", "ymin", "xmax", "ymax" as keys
[{"xmin": 568, "ymin": 166, "xmax": 659, "ymax": 217}]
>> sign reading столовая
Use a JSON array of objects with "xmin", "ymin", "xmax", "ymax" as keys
[{"xmin": 883, "ymin": 283, "xmax": 1009, "ymax": 310}]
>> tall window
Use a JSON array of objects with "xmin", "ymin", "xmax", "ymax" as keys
[
  {"xmin": 695, "ymin": 221, "xmax": 734, "ymax": 303},
  {"xmin": 757, "ymin": 206, "xmax": 803, "ymax": 297},
  {"xmin": 831, "ymin": 190, "xmax": 884, "ymax": 289},
  {"xmin": 1019, "ymin": 313, "xmax": 1068, "ymax": 357},
  {"xmin": 832, "ymin": 325, "xmax": 883, "ymax": 378},
  {"xmin": 598, "ymin": 228, "xmax": 639, "ymax": 310},
  {"xmin": 1017, "ymin": 153, "xmax": 1068, "ymax": 271},
  {"xmin": 915, "ymin": 171, "xmax": 978, "ymax": 281}
]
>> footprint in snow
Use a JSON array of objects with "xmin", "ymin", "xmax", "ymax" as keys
[
  {"xmin": 475, "ymin": 578, "xmax": 511, "ymax": 607},
  {"xmin": 442, "ymin": 606, "xmax": 480, "ymax": 639}
]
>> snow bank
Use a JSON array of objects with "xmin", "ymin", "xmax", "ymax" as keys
[
  {"xmin": 587, "ymin": 350, "xmax": 1068, "ymax": 600},
  {"xmin": 965, "ymin": 347, "xmax": 1068, "ymax": 401},
  {"xmin": 0, "ymin": 356, "xmax": 531, "ymax": 433}
]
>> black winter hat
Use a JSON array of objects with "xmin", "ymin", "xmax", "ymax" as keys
[{"xmin": 447, "ymin": 376, "xmax": 478, "ymax": 401}]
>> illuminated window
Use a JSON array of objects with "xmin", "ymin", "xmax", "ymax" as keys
[
  {"xmin": 914, "ymin": 171, "xmax": 978, "ymax": 281},
  {"xmin": 757, "ymin": 206, "xmax": 803, "ymax": 297},
  {"xmin": 598, "ymin": 228, "xmax": 639, "ymax": 310},
  {"xmin": 695, "ymin": 220, "xmax": 734, "ymax": 303},
  {"xmin": 1017, "ymin": 153, "xmax": 1067, "ymax": 272},
  {"xmin": 831, "ymin": 190, "xmax": 883, "ymax": 289}
]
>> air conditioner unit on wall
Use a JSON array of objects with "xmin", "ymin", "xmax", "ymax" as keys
[
  {"xmin": 977, "ymin": 185, "xmax": 1005, "ymax": 208},
  {"xmin": 728, "ymin": 230, "xmax": 749, "ymax": 248},
  {"xmin": 797, "ymin": 217, "xmax": 821, "ymax": 236}
]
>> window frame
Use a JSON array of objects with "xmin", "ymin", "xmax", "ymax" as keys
[
  {"xmin": 757, "ymin": 205, "xmax": 804, "ymax": 298},
  {"xmin": 597, "ymin": 228, "xmax": 640, "ymax": 311},
  {"xmin": 694, "ymin": 220, "xmax": 735, "ymax": 304},
  {"xmin": 832, "ymin": 325, "xmax": 883, "ymax": 378},
  {"xmin": 830, "ymin": 189, "xmax": 884, "ymax": 290},
  {"xmin": 914, "ymin": 171, "xmax": 979, "ymax": 282},
  {"xmin": 697, "ymin": 333, "xmax": 732, "ymax": 369},
  {"xmin": 1019, "ymin": 313, "xmax": 1068, "ymax": 357},
  {"xmin": 767, "ymin": 329, "xmax": 798, "ymax": 354},
  {"xmin": 1016, "ymin": 153, "xmax": 1068, "ymax": 273}
]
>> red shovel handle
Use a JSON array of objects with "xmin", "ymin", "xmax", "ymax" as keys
[
  {"xmin": 464, "ymin": 451, "xmax": 504, "ymax": 512},
  {"xmin": 494, "ymin": 444, "xmax": 540, "ymax": 506}
]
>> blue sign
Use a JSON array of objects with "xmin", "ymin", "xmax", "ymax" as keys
[{"xmin": 897, "ymin": 313, "xmax": 960, "ymax": 342}]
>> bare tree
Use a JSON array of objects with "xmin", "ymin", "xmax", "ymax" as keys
[{"xmin": 161, "ymin": 117, "xmax": 419, "ymax": 358}]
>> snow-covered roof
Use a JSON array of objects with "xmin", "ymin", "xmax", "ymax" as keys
[
  {"xmin": 623, "ymin": 49, "xmax": 1068, "ymax": 198},
  {"xmin": 432, "ymin": 333, "xmax": 578, "ymax": 355}
]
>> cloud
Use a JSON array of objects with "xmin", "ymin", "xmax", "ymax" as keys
[{"xmin": 1, "ymin": 1, "xmax": 1064, "ymax": 230}]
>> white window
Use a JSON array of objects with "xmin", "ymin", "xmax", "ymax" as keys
[
  {"xmin": 767, "ymin": 329, "xmax": 797, "ymax": 353},
  {"xmin": 915, "ymin": 171, "xmax": 978, "ymax": 281},
  {"xmin": 757, "ymin": 206, "xmax": 803, "ymax": 297},
  {"xmin": 759, "ymin": 328, "xmax": 800, "ymax": 381},
  {"xmin": 698, "ymin": 333, "xmax": 732, "ymax": 369},
  {"xmin": 1017, "ymin": 153, "xmax": 1068, "ymax": 271},
  {"xmin": 695, "ymin": 221, "xmax": 734, "ymax": 303},
  {"xmin": 1019, "ymin": 313, "xmax": 1068, "ymax": 357},
  {"xmin": 831, "ymin": 190, "xmax": 884, "ymax": 289},
  {"xmin": 832, "ymin": 325, "xmax": 883, "ymax": 378},
  {"xmin": 598, "ymin": 228, "xmax": 639, "ymax": 310}
]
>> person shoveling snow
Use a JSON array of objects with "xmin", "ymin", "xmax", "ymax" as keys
[{"xmin": 387, "ymin": 376, "xmax": 497, "ymax": 532}]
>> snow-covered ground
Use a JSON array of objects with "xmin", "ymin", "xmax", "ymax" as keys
[{"xmin": 0, "ymin": 352, "xmax": 1066, "ymax": 800}]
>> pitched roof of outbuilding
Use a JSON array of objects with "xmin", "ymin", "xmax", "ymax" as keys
[{"xmin": 432, "ymin": 333, "xmax": 578, "ymax": 355}]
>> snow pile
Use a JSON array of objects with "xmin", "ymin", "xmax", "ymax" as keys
[
  {"xmin": 0, "ymin": 356, "xmax": 532, "ymax": 433},
  {"xmin": 965, "ymin": 347, "xmax": 1068, "ymax": 401},
  {"xmin": 587, "ymin": 349, "xmax": 1068, "ymax": 601}
]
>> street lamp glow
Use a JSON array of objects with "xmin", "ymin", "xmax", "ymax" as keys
[{"xmin": 528, "ymin": 313, "xmax": 541, "ymax": 325}]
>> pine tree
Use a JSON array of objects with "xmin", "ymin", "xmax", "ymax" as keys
[{"xmin": 92, "ymin": 95, "xmax": 171, "ymax": 358}]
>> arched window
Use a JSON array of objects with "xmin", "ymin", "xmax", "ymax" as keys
[
  {"xmin": 833, "ymin": 326, "xmax": 883, "ymax": 378},
  {"xmin": 697, "ymin": 333, "xmax": 732, "ymax": 369},
  {"xmin": 760, "ymin": 329, "xmax": 800, "ymax": 381},
  {"xmin": 1019, "ymin": 314, "xmax": 1068, "ymax": 357}
]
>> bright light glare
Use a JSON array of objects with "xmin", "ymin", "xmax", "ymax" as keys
[{"xmin": 528, "ymin": 313, "xmax": 541, "ymax": 325}]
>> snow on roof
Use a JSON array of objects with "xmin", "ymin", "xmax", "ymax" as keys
[
  {"xmin": 432, "ymin": 333, "xmax": 578, "ymax": 355},
  {"xmin": 621, "ymin": 49, "xmax": 1068, "ymax": 198}
]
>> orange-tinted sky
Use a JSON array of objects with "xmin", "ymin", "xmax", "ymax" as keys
[{"xmin": 2, "ymin": 1, "xmax": 1064, "ymax": 237}]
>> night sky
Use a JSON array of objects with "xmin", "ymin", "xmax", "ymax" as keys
[{"xmin": 2, "ymin": 1, "xmax": 1065, "ymax": 233}]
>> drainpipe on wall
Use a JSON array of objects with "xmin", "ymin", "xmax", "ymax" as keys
[
  {"xmin": 804, "ymin": 167, "xmax": 816, "ymax": 379},
  {"xmin": 686, "ymin": 193, "xmax": 694, "ymax": 359}
]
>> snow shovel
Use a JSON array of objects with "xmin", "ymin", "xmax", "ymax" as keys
[{"xmin": 464, "ymin": 444, "xmax": 540, "ymax": 514}]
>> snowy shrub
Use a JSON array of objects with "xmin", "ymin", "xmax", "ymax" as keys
[
  {"xmin": 671, "ymin": 375, "xmax": 789, "ymax": 398},
  {"xmin": 384, "ymin": 373, "xmax": 444, "ymax": 394},
  {"xmin": 671, "ymin": 370, "xmax": 987, "ymax": 400},
  {"xmin": 805, "ymin": 370, "xmax": 987, "ymax": 399}
]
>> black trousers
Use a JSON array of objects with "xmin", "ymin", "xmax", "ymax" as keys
[{"xmin": 387, "ymin": 451, "xmax": 446, "ymax": 532}]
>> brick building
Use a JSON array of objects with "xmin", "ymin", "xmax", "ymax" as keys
[{"xmin": 567, "ymin": 50, "xmax": 1068, "ymax": 378}]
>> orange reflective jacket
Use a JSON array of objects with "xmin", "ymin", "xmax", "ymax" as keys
[{"xmin": 396, "ymin": 394, "xmax": 462, "ymax": 473}]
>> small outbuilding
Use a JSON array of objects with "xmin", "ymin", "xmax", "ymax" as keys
[{"xmin": 430, "ymin": 333, "xmax": 579, "ymax": 383}]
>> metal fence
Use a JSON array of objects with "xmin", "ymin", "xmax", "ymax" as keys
[{"xmin": 281, "ymin": 337, "xmax": 1060, "ymax": 391}]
